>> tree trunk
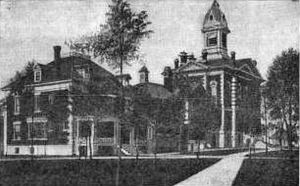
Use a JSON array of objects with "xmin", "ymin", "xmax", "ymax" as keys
[
  {"xmin": 197, "ymin": 139, "xmax": 200, "ymax": 160},
  {"xmin": 153, "ymin": 126, "xmax": 157, "ymax": 163},
  {"xmin": 89, "ymin": 135, "xmax": 92, "ymax": 159},
  {"xmin": 85, "ymin": 136, "xmax": 88, "ymax": 159},
  {"xmin": 135, "ymin": 136, "xmax": 139, "ymax": 162},
  {"xmin": 287, "ymin": 125, "xmax": 293, "ymax": 150}
]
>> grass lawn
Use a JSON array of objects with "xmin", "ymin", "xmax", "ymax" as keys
[
  {"xmin": 0, "ymin": 158, "xmax": 219, "ymax": 186},
  {"xmin": 250, "ymin": 150, "xmax": 299, "ymax": 159},
  {"xmin": 233, "ymin": 159, "xmax": 299, "ymax": 186}
]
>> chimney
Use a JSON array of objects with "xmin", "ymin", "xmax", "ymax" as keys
[
  {"xmin": 202, "ymin": 49, "xmax": 208, "ymax": 61},
  {"xmin": 174, "ymin": 58, "xmax": 179, "ymax": 69},
  {"xmin": 231, "ymin": 51, "xmax": 236, "ymax": 67},
  {"xmin": 179, "ymin": 51, "xmax": 188, "ymax": 66},
  {"xmin": 231, "ymin": 51, "xmax": 236, "ymax": 61},
  {"xmin": 53, "ymin": 45, "xmax": 61, "ymax": 60},
  {"xmin": 187, "ymin": 53, "xmax": 196, "ymax": 62}
]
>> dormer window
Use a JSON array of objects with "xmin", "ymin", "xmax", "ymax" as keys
[
  {"xmin": 210, "ymin": 15, "xmax": 213, "ymax": 20},
  {"xmin": 75, "ymin": 66, "xmax": 90, "ymax": 80},
  {"xmin": 34, "ymin": 64, "xmax": 42, "ymax": 83},
  {"xmin": 34, "ymin": 71, "xmax": 41, "ymax": 82}
]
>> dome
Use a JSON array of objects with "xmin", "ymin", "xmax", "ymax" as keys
[{"xmin": 202, "ymin": 0, "xmax": 229, "ymax": 32}]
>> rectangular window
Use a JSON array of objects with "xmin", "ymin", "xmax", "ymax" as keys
[
  {"xmin": 48, "ymin": 94, "xmax": 55, "ymax": 104},
  {"xmin": 34, "ymin": 71, "xmax": 41, "ymax": 82},
  {"xmin": 222, "ymin": 33, "xmax": 227, "ymax": 48},
  {"xmin": 148, "ymin": 127, "xmax": 153, "ymax": 140},
  {"xmin": 207, "ymin": 33, "xmax": 217, "ymax": 46},
  {"xmin": 14, "ymin": 96, "xmax": 20, "ymax": 115},
  {"xmin": 76, "ymin": 68, "xmax": 90, "ymax": 80},
  {"xmin": 34, "ymin": 95, "xmax": 41, "ymax": 112},
  {"xmin": 28, "ymin": 122, "xmax": 47, "ymax": 139},
  {"xmin": 13, "ymin": 123, "xmax": 21, "ymax": 140},
  {"xmin": 63, "ymin": 121, "xmax": 69, "ymax": 130}
]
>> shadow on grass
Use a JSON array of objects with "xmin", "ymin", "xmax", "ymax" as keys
[
  {"xmin": 233, "ymin": 158, "xmax": 299, "ymax": 186},
  {"xmin": 248, "ymin": 150, "xmax": 299, "ymax": 159},
  {"xmin": 0, "ymin": 158, "xmax": 220, "ymax": 186}
]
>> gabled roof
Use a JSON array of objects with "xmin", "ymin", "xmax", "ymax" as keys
[
  {"xmin": 176, "ymin": 61, "xmax": 208, "ymax": 72},
  {"xmin": 174, "ymin": 57, "xmax": 263, "ymax": 80}
]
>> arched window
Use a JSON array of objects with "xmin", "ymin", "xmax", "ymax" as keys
[
  {"xmin": 34, "ymin": 65, "xmax": 42, "ymax": 82},
  {"xmin": 210, "ymin": 81, "xmax": 218, "ymax": 97},
  {"xmin": 210, "ymin": 81, "xmax": 218, "ymax": 104}
]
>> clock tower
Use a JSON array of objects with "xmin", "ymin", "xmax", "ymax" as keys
[{"xmin": 202, "ymin": 0, "xmax": 230, "ymax": 60}]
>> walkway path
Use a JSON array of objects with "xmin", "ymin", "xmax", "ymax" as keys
[{"xmin": 174, "ymin": 151, "xmax": 251, "ymax": 186}]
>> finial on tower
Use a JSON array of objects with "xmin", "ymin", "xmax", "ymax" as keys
[{"xmin": 212, "ymin": 0, "xmax": 219, "ymax": 7}]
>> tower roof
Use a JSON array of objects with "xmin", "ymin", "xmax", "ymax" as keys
[{"xmin": 203, "ymin": 0, "xmax": 229, "ymax": 32}]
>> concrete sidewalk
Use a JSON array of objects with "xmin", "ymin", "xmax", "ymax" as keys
[{"xmin": 174, "ymin": 152, "xmax": 249, "ymax": 186}]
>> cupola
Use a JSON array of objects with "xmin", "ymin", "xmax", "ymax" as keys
[
  {"xmin": 202, "ymin": 0, "xmax": 230, "ymax": 60},
  {"xmin": 139, "ymin": 66, "xmax": 149, "ymax": 83}
]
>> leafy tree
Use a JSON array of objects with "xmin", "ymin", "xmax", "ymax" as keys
[
  {"xmin": 8, "ymin": 61, "xmax": 35, "ymax": 94},
  {"xmin": 174, "ymin": 75, "xmax": 221, "ymax": 156},
  {"xmin": 189, "ymin": 95, "xmax": 220, "ymax": 158},
  {"xmin": 126, "ymin": 88, "xmax": 182, "ymax": 161},
  {"xmin": 66, "ymin": 0, "xmax": 152, "ymax": 166},
  {"xmin": 67, "ymin": 0, "xmax": 153, "ymax": 73},
  {"xmin": 265, "ymin": 48, "xmax": 299, "ymax": 149}
]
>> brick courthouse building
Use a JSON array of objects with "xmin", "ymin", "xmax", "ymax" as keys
[{"xmin": 162, "ymin": 0, "xmax": 263, "ymax": 148}]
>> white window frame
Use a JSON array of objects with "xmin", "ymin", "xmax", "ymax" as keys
[
  {"xmin": 210, "ymin": 80, "xmax": 218, "ymax": 104},
  {"xmin": 48, "ymin": 94, "xmax": 55, "ymax": 104},
  {"xmin": 14, "ymin": 95, "xmax": 20, "ymax": 115},
  {"xmin": 34, "ymin": 70, "xmax": 42, "ymax": 82},
  {"xmin": 12, "ymin": 121, "xmax": 21, "ymax": 141}
]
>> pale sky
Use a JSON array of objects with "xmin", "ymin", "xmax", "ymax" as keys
[{"xmin": 0, "ymin": 0, "xmax": 299, "ymax": 98}]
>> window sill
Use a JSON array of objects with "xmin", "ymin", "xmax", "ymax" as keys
[{"xmin": 14, "ymin": 112, "xmax": 20, "ymax": 116}]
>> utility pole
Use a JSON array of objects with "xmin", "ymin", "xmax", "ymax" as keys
[
  {"xmin": 261, "ymin": 83, "xmax": 268, "ymax": 155},
  {"xmin": 264, "ymin": 96, "xmax": 268, "ymax": 155},
  {"xmin": 30, "ymin": 93, "xmax": 34, "ymax": 160}
]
